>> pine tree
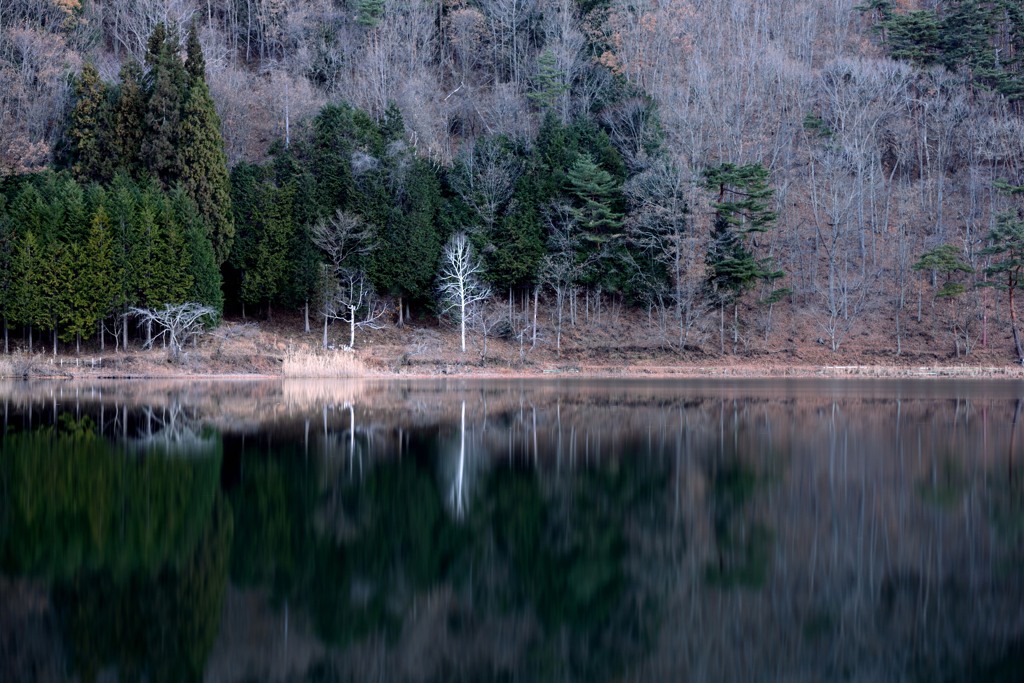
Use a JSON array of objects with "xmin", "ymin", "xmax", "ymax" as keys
[
  {"xmin": 529, "ymin": 50, "xmax": 569, "ymax": 113},
  {"xmin": 355, "ymin": 0, "xmax": 385, "ymax": 27},
  {"xmin": 702, "ymin": 163, "xmax": 784, "ymax": 353},
  {"xmin": 68, "ymin": 63, "xmax": 115, "ymax": 184},
  {"xmin": 566, "ymin": 153, "xmax": 624, "ymax": 240},
  {"xmin": 179, "ymin": 23, "xmax": 234, "ymax": 264}
]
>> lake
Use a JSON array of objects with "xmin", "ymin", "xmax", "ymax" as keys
[{"xmin": 1, "ymin": 378, "xmax": 1022, "ymax": 682}]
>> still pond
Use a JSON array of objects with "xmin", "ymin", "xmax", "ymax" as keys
[{"xmin": 1, "ymin": 378, "xmax": 1022, "ymax": 682}]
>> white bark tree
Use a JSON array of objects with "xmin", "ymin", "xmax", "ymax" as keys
[
  {"xmin": 130, "ymin": 302, "xmax": 216, "ymax": 360},
  {"xmin": 318, "ymin": 267, "xmax": 386, "ymax": 350},
  {"xmin": 438, "ymin": 232, "xmax": 492, "ymax": 354}
]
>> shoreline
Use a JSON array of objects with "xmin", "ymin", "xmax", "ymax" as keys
[{"xmin": 4, "ymin": 361, "xmax": 1024, "ymax": 382}]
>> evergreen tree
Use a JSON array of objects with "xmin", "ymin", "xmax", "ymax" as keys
[
  {"xmin": 366, "ymin": 156, "xmax": 443, "ymax": 309},
  {"xmin": 141, "ymin": 24, "xmax": 188, "ymax": 187},
  {"xmin": 68, "ymin": 63, "xmax": 115, "ymax": 184},
  {"xmin": 355, "ymin": 0, "xmax": 385, "ymax": 27},
  {"xmin": 114, "ymin": 61, "xmax": 147, "ymax": 176},
  {"xmin": 529, "ymin": 50, "xmax": 569, "ymax": 113},
  {"xmin": 489, "ymin": 182, "xmax": 545, "ymax": 289},
  {"xmin": 172, "ymin": 187, "xmax": 223, "ymax": 316},
  {"xmin": 982, "ymin": 203, "xmax": 1024, "ymax": 364},
  {"xmin": 702, "ymin": 162, "xmax": 784, "ymax": 353},
  {"xmin": 179, "ymin": 24, "xmax": 234, "ymax": 264},
  {"xmin": 11, "ymin": 231, "xmax": 45, "ymax": 351},
  {"xmin": 80, "ymin": 206, "xmax": 118, "ymax": 348},
  {"xmin": 0, "ymin": 199, "xmax": 15, "ymax": 352},
  {"xmin": 566, "ymin": 153, "xmax": 624, "ymax": 241},
  {"xmin": 236, "ymin": 176, "xmax": 295, "ymax": 316}
]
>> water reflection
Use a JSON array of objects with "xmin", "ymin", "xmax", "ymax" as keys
[{"xmin": 1, "ymin": 378, "xmax": 1023, "ymax": 682}]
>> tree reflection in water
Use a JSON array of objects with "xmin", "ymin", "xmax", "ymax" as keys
[{"xmin": 0, "ymin": 379, "xmax": 1022, "ymax": 682}]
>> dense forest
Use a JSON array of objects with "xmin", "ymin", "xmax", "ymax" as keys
[{"xmin": 1, "ymin": 0, "xmax": 1024, "ymax": 361}]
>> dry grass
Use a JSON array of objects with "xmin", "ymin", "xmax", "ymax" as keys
[{"xmin": 282, "ymin": 349, "xmax": 372, "ymax": 378}]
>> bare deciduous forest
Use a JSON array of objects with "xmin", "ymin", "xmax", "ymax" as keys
[{"xmin": 1, "ymin": 0, "xmax": 1023, "ymax": 364}]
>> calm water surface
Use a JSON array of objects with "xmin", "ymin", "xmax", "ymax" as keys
[{"xmin": 1, "ymin": 378, "xmax": 1023, "ymax": 682}]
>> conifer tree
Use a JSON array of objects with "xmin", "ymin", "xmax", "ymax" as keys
[
  {"xmin": 179, "ymin": 24, "xmax": 234, "ymax": 264},
  {"xmin": 114, "ymin": 60, "xmax": 147, "ymax": 176},
  {"xmin": 0, "ymin": 201, "xmax": 15, "ymax": 353},
  {"xmin": 80, "ymin": 206, "xmax": 117, "ymax": 350},
  {"xmin": 141, "ymin": 24, "xmax": 188, "ymax": 187},
  {"xmin": 12, "ymin": 231, "xmax": 45, "ymax": 352},
  {"xmin": 173, "ymin": 187, "xmax": 223, "ymax": 316},
  {"xmin": 68, "ymin": 63, "xmax": 115, "ymax": 184},
  {"xmin": 702, "ymin": 162, "xmax": 784, "ymax": 353}
]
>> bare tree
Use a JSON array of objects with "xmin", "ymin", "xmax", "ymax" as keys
[
  {"xmin": 130, "ymin": 303, "xmax": 216, "ymax": 360},
  {"xmin": 318, "ymin": 267, "xmax": 386, "ymax": 350},
  {"xmin": 439, "ymin": 233, "xmax": 492, "ymax": 354}
]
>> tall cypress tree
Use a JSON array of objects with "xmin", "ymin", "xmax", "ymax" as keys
[
  {"xmin": 179, "ymin": 24, "xmax": 235, "ymax": 264},
  {"xmin": 172, "ymin": 187, "xmax": 223, "ymax": 316},
  {"xmin": 12, "ymin": 231, "xmax": 45, "ymax": 352},
  {"xmin": 141, "ymin": 24, "xmax": 188, "ymax": 187},
  {"xmin": 114, "ymin": 60, "xmax": 147, "ymax": 178},
  {"xmin": 68, "ymin": 63, "xmax": 115, "ymax": 184}
]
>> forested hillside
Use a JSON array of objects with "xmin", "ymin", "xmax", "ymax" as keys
[{"xmin": 1, "ymin": 0, "xmax": 1023, "ymax": 362}]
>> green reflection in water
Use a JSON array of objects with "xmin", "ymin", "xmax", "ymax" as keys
[
  {"xmin": 55, "ymin": 497, "xmax": 232, "ymax": 683},
  {"xmin": 1, "ymin": 415, "xmax": 221, "ymax": 581},
  {"xmin": 0, "ymin": 414, "xmax": 230, "ymax": 683}
]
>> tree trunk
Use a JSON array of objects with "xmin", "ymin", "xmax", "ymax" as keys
[
  {"xmin": 398, "ymin": 296, "xmax": 404, "ymax": 327},
  {"xmin": 3, "ymin": 317, "xmax": 7, "ymax": 354},
  {"xmin": 1009, "ymin": 282, "xmax": 1023, "ymax": 364},
  {"xmin": 460, "ymin": 300, "xmax": 466, "ymax": 353},
  {"xmin": 719, "ymin": 304, "xmax": 725, "ymax": 355},
  {"xmin": 100, "ymin": 320, "xmax": 105, "ymax": 352},
  {"xmin": 123, "ymin": 306, "xmax": 128, "ymax": 350},
  {"xmin": 323, "ymin": 314, "xmax": 329, "ymax": 349},
  {"xmin": 531, "ymin": 286, "xmax": 538, "ymax": 349},
  {"xmin": 349, "ymin": 306, "xmax": 355, "ymax": 349},
  {"xmin": 53, "ymin": 326, "xmax": 57, "ymax": 356},
  {"xmin": 28, "ymin": 326, "xmax": 33, "ymax": 354},
  {"xmin": 304, "ymin": 300, "xmax": 310, "ymax": 333},
  {"xmin": 76, "ymin": 333, "xmax": 81, "ymax": 356}
]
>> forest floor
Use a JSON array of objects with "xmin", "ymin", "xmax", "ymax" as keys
[{"xmin": 3, "ymin": 304, "xmax": 1024, "ymax": 380}]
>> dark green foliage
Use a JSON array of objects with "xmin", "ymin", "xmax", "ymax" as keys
[
  {"xmin": 11, "ymin": 231, "xmax": 46, "ymax": 335},
  {"xmin": 354, "ymin": 0, "xmax": 385, "ymax": 27},
  {"xmin": 230, "ymin": 163, "xmax": 295, "ymax": 311},
  {"xmin": 68, "ymin": 63, "xmax": 115, "ymax": 184},
  {"xmin": 701, "ymin": 162, "xmax": 781, "ymax": 306},
  {"xmin": 529, "ymin": 50, "xmax": 569, "ymax": 112},
  {"xmin": 705, "ymin": 214, "xmax": 761, "ymax": 307},
  {"xmin": 914, "ymin": 243, "xmax": 974, "ymax": 299},
  {"xmin": 179, "ymin": 23, "xmax": 235, "ymax": 264},
  {"xmin": 491, "ymin": 183, "xmax": 546, "ymax": 288},
  {"xmin": 871, "ymin": 1, "xmax": 1024, "ymax": 99},
  {"xmin": 703, "ymin": 162, "xmax": 777, "ymax": 234},
  {"xmin": 173, "ymin": 188, "xmax": 224, "ymax": 315},
  {"xmin": 981, "ymin": 203, "xmax": 1024, "ymax": 362},
  {"xmin": 179, "ymin": 74, "xmax": 234, "ymax": 263},
  {"xmin": 566, "ymin": 153, "xmax": 624, "ymax": 240},
  {"xmin": 366, "ymin": 156, "xmax": 443, "ymax": 304},
  {"xmin": 883, "ymin": 10, "xmax": 943, "ymax": 66},
  {"xmin": 141, "ymin": 24, "xmax": 188, "ymax": 186},
  {"xmin": 113, "ymin": 60, "xmax": 146, "ymax": 176}
]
